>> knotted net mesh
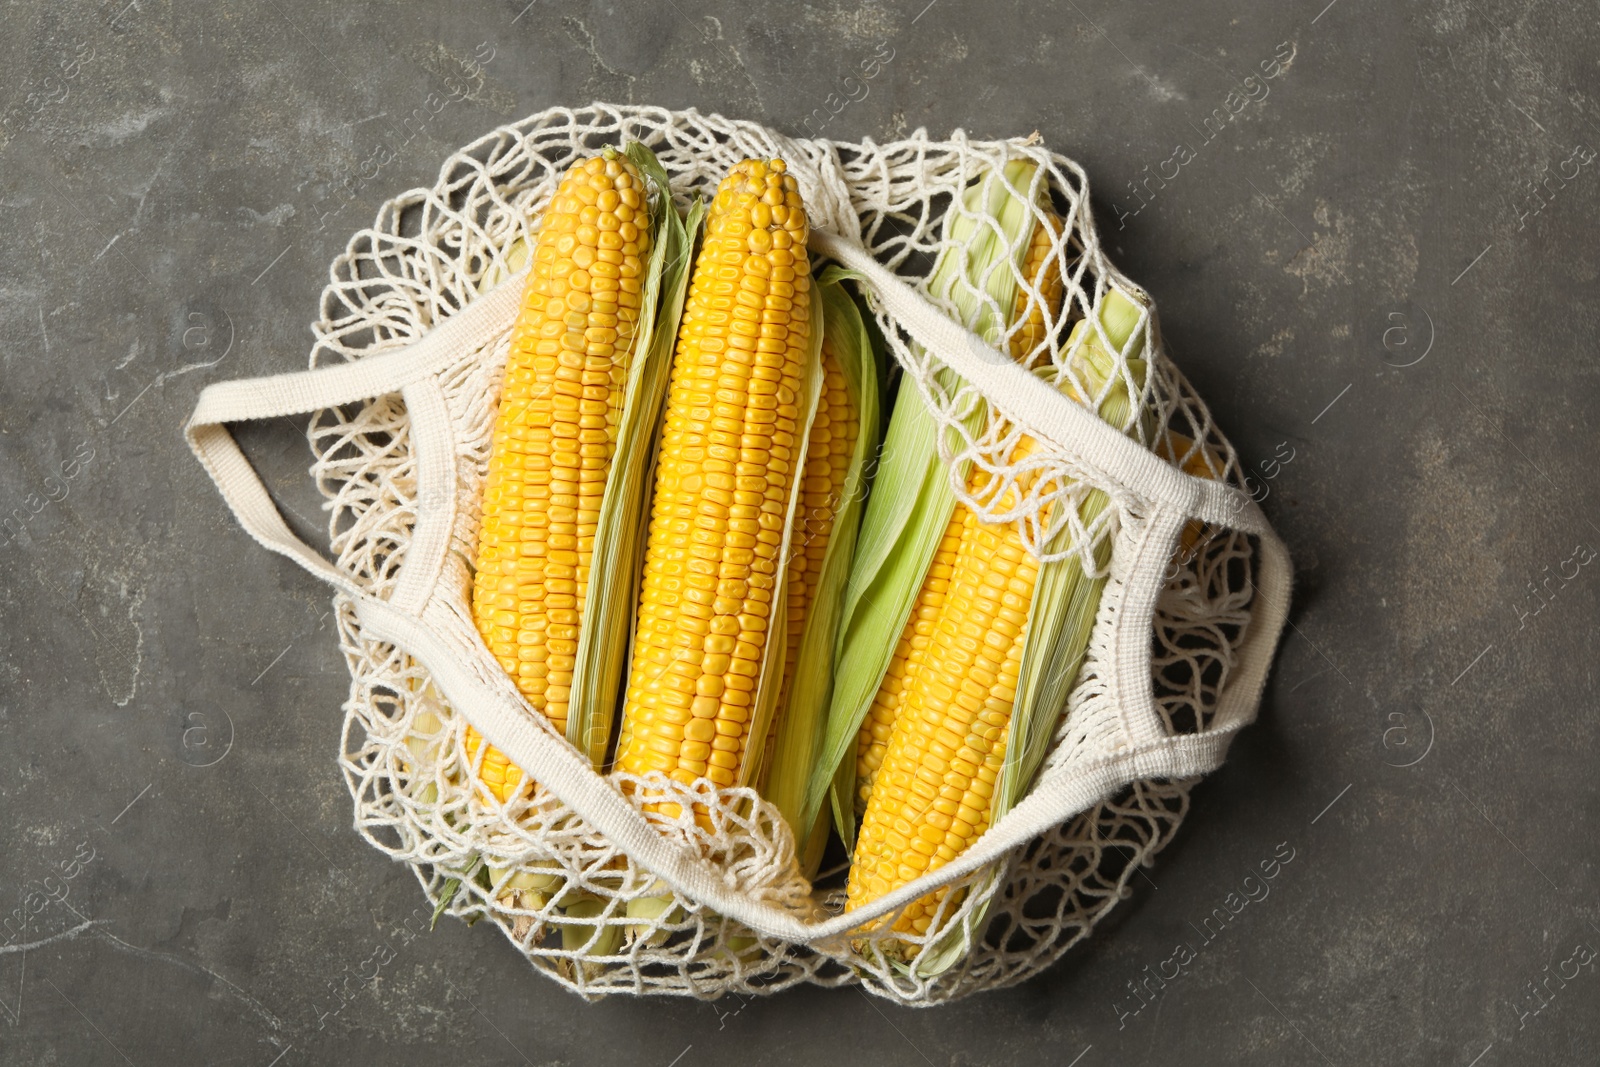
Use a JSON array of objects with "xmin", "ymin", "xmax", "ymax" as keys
[{"xmin": 303, "ymin": 105, "xmax": 1259, "ymax": 1002}]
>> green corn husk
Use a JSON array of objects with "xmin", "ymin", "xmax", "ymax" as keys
[
  {"xmin": 430, "ymin": 855, "xmax": 486, "ymax": 930},
  {"xmin": 806, "ymin": 159, "xmax": 1046, "ymax": 846},
  {"xmin": 997, "ymin": 288, "xmax": 1151, "ymax": 817},
  {"xmin": 488, "ymin": 862, "xmax": 563, "ymax": 914},
  {"xmin": 759, "ymin": 267, "xmax": 883, "ymax": 875},
  {"xmin": 566, "ymin": 143, "xmax": 703, "ymax": 769},
  {"xmin": 910, "ymin": 287, "xmax": 1151, "ymax": 979},
  {"xmin": 557, "ymin": 896, "xmax": 622, "ymax": 955},
  {"xmin": 623, "ymin": 885, "xmax": 683, "ymax": 947},
  {"xmin": 431, "ymin": 872, "xmax": 465, "ymax": 931},
  {"xmin": 556, "ymin": 893, "xmax": 624, "ymax": 961}
]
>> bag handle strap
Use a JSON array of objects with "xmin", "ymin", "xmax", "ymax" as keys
[
  {"xmin": 809, "ymin": 230, "xmax": 1262, "ymax": 530},
  {"xmin": 809, "ymin": 228, "xmax": 1291, "ymax": 774},
  {"xmin": 183, "ymin": 273, "xmax": 527, "ymax": 605}
]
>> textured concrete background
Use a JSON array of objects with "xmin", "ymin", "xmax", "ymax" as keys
[{"xmin": 2, "ymin": 0, "xmax": 1597, "ymax": 1063}]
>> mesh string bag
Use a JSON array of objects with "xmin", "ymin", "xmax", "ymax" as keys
[{"xmin": 185, "ymin": 104, "xmax": 1291, "ymax": 1004}]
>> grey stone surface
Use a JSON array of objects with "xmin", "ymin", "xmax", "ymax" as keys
[{"xmin": 1, "ymin": 0, "xmax": 1596, "ymax": 1063}]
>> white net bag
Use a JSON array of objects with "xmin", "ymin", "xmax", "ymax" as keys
[{"xmin": 185, "ymin": 104, "xmax": 1290, "ymax": 1004}]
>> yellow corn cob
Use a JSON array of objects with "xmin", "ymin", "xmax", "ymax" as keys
[
  {"xmin": 846, "ymin": 451, "xmax": 1043, "ymax": 935},
  {"xmin": 845, "ymin": 206, "xmax": 1069, "ymax": 933},
  {"xmin": 615, "ymin": 158, "xmax": 812, "ymax": 817},
  {"xmin": 752, "ymin": 341, "xmax": 857, "ymax": 787},
  {"xmin": 849, "ymin": 208, "xmax": 1063, "ymax": 814},
  {"xmin": 852, "ymin": 516, "xmax": 963, "ymax": 813},
  {"xmin": 780, "ymin": 345, "xmax": 856, "ymax": 704},
  {"xmin": 1011, "ymin": 209, "xmax": 1065, "ymax": 367},
  {"xmin": 468, "ymin": 152, "xmax": 653, "ymax": 802},
  {"xmin": 1164, "ymin": 431, "xmax": 1228, "ymax": 558}
]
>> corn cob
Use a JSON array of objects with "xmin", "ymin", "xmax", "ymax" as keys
[
  {"xmin": 849, "ymin": 209, "xmax": 1064, "ymax": 814},
  {"xmin": 1164, "ymin": 431, "xmax": 1230, "ymax": 559},
  {"xmin": 748, "ymin": 350, "xmax": 849, "ymax": 794},
  {"xmin": 852, "ymin": 515, "xmax": 963, "ymax": 814},
  {"xmin": 615, "ymin": 158, "xmax": 812, "ymax": 813},
  {"xmin": 757, "ymin": 271, "xmax": 881, "ymax": 874},
  {"xmin": 846, "ymin": 288, "xmax": 1148, "ymax": 943},
  {"xmin": 773, "ymin": 345, "xmax": 856, "ymax": 735},
  {"xmin": 807, "ymin": 162, "xmax": 1054, "ymax": 847},
  {"xmin": 467, "ymin": 152, "xmax": 653, "ymax": 802},
  {"xmin": 1011, "ymin": 208, "xmax": 1066, "ymax": 368},
  {"xmin": 845, "ymin": 446, "xmax": 1044, "ymax": 934}
]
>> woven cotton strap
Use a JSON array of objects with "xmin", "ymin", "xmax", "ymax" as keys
[
  {"xmin": 811, "ymin": 230, "xmax": 1294, "ymax": 746},
  {"xmin": 811, "ymin": 232, "xmax": 1264, "ymax": 531},
  {"xmin": 184, "ymin": 229, "xmax": 1291, "ymax": 941},
  {"xmin": 185, "ymin": 273, "xmax": 526, "ymax": 601}
]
